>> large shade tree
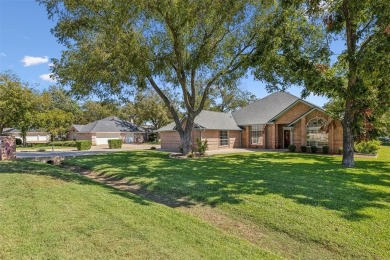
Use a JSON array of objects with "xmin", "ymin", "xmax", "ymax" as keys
[
  {"xmin": 251, "ymin": 0, "xmax": 390, "ymax": 167},
  {"xmin": 39, "ymin": 0, "xmax": 324, "ymax": 154}
]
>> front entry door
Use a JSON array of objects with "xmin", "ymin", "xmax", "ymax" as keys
[{"xmin": 284, "ymin": 130, "xmax": 291, "ymax": 148}]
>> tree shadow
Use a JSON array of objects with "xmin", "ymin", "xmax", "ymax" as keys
[
  {"xmin": 0, "ymin": 160, "xmax": 151, "ymax": 206},
  {"xmin": 64, "ymin": 150, "xmax": 390, "ymax": 221}
]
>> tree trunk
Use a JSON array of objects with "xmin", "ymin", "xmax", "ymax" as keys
[
  {"xmin": 342, "ymin": 98, "xmax": 355, "ymax": 167},
  {"xmin": 179, "ymin": 115, "xmax": 195, "ymax": 155},
  {"xmin": 342, "ymin": 0, "xmax": 356, "ymax": 168},
  {"xmin": 181, "ymin": 129, "xmax": 192, "ymax": 155}
]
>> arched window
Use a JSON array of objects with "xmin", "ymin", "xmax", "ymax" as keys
[{"xmin": 306, "ymin": 118, "xmax": 328, "ymax": 147}]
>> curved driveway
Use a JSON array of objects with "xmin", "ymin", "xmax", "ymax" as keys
[{"xmin": 17, "ymin": 144, "xmax": 161, "ymax": 159}]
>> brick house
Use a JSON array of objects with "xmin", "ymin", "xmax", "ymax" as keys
[
  {"xmin": 68, "ymin": 116, "xmax": 147, "ymax": 145},
  {"xmin": 158, "ymin": 92, "xmax": 343, "ymax": 154},
  {"xmin": 158, "ymin": 110, "xmax": 242, "ymax": 151}
]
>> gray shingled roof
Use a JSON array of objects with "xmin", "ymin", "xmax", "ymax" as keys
[
  {"xmin": 74, "ymin": 116, "xmax": 145, "ymax": 133},
  {"xmin": 157, "ymin": 110, "xmax": 242, "ymax": 132},
  {"xmin": 157, "ymin": 122, "xmax": 177, "ymax": 132},
  {"xmin": 232, "ymin": 92, "xmax": 301, "ymax": 125},
  {"xmin": 3, "ymin": 128, "xmax": 47, "ymax": 133}
]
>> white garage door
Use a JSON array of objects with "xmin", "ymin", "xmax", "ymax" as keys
[{"xmin": 95, "ymin": 133, "xmax": 121, "ymax": 145}]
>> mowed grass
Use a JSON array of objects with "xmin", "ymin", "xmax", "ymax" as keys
[
  {"xmin": 65, "ymin": 147, "xmax": 390, "ymax": 259},
  {"xmin": 0, "ymin": 161, "xmax": 276, "ymax": 259}
]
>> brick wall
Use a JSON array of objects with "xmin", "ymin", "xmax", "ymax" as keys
[
  {"xmin": 161, "ymin": 129, "xmax": 242, "ymax": 151},
  {"xmin": 275, "ymin": 102, "xmax": 312, "ymax": 124},
  {"xmin": 0, "ymin": 136, "xmax": 16, "ymax": 160},
  {"xmin": 160, "ymin": 131, "xmax": 181, "ymax": 151},
  {"xmin": 289, "ymin": 110, "xmax": 343, "ymax": 154}
]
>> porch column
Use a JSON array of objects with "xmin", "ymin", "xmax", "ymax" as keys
[{"xmin": 301, "ymin": 117, "xmax": 306, "ymax": 146}]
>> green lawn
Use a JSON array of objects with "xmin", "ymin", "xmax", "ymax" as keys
[
  {"xmin": 0, "ymin": 161, "xmax": 275, "ymax": 259},
  {"xmin": 64, "ymin": 147, "xmax": 390, "ymax": 259}
]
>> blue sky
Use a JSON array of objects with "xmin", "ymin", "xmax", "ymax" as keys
[{"xmin": 0, "ymin": 0, "xmax": 342, "ymax": 107}]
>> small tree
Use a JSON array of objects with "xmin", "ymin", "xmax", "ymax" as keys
[
  {"xmin": 36, "ymin": 108, "xmax": 74, "ymax": 151},
  {"xmin": 0, "ymin": 72, "xmax": 39, "ymax": 137}
]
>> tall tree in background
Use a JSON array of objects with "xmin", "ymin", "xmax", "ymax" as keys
[
  {"xmin": 39, "ymin": 0, "xmax": 319, "ymax": 155},
  {"xmin": 0, "ymin": 72, "xmax": 39, "ymax": 138},
  {"xmin": 43, "ymin": 85, "xmax": 83, "ymax": 118},
  {"xmin": 209, "ymin": 83, "xmax": 257, "ymax": 113},
  {"xmin": 132, "ymin": 90, "xmax": 172, "ymax": 130},
  {"xmin": 78, "ymin": 101, "xmax": 120, "ymax": 124}
]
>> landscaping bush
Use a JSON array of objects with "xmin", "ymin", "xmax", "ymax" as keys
[
  {"xmin": 354, "ymin": 140, "xmax": 381, "ymax": 154},
  {"xmin": 150, "ymin": 146, "xmax": 157, "ymax": 150},
  {"xmin": 300, "ymin": 145, "xmax": 307, "ymax": 152},
  {"xmin": 148, "ymin": 132, "xmax": 158, "ymax": 142},
  {"xmin": 108, "ymin": 139, "xmax": 122, "ymax": 149},
  {"xmin": 338, "ymin": 147, "xmax": 343, "ymax": 155},
  {"xmin": 322, "ymin": 145, "xmax": 329, "ymax": 154},
  {"xmin": 15, "ymin": 138, "xmax": 22, "ymax": 145},
  {"xmin": 196, "ymin": 138, "xmax": 208, "ymax": 155},
  {"xmin": 49, "ymin": 141, "xmax": 77, "ymax": 147},
  {"xmin": 288, "ymin": 144, "xmax": 296, "ymax": 152},
  {"xmin": 310, "ymin": 145, "xmax": 318, "ymax": 153},
  {"xmin": 76, "ymin": 140, "xmax": 92, "ymax": 150}
]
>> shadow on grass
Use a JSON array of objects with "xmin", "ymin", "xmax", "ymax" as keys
[
  {"xmin": 0, "ymin": 160, "xmax": 151, "ymax": 206},
  {"xmin": 63, "ymin": 150, "xmax": 390, "ymax": 221}
]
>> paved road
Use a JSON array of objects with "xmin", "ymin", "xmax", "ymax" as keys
[
  {"xmin": 17, "ymin": 144, "xmax": 161, "ymax": 159},
  {"xmin": 16, "ymin": 150, "xmax": 120, "ymax": 159}
]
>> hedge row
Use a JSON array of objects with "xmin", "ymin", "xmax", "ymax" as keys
[
  {"xmin": 49, "ymin": 141, "xmax": 77, "ymax": 147},
  {"xmin": 76, "ymin": 140, "xmax": 92, "ymax": 150},
  {"xmin": 108, "ymin": 139, "xmax": 122, "ymax": 149},
  {"xmin": 288, "ymin": 144, "xmax": 329, "ymax": 154}
]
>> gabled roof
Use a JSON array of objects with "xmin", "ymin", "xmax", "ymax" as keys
[
  {"xmin": 285, "ymin": 107, "xmax": 326, "ymax": 127},
  {"xmin": 157, "ymin": 110, "xmax": 242, "ymax": 132},
  {"xmin": 232, "ymin": 91, "xmax": 306, "ymax": 125},
  {"xmin": 72, "ymin": 125, "xmax": 85, "ymax": 132},
  {"xmin": 73, "ymin": 116, "xmax": 145, "ymax": 133}
]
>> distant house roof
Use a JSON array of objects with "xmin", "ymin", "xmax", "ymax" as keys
[
  {"xmin": 73, "ymin": 116, "xmax": 146, "ymax": 133},
  {"xmin": 232, "ymin": 92, "xmax": 301, "ymax": 125},
  {"xmin": 3, "ymin": 128, "xmax": 47, "ymax": 134},
  {"xmin": 157, "ymin": 110, "xmax": 242, "ymax": 132}
]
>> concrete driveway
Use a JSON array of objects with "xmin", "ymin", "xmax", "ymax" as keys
[{"xmin": 17, "ymin": 144, "xmax": 161, "ymax": 159}]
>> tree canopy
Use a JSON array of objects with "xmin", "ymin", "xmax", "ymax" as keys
[
  {"xmin": 39, "ymin": 0, "xmax": 324, "ymax": 154},
  {"xmin": 0, "ymin": 72, "xmax": 39, "ymax": 136}
]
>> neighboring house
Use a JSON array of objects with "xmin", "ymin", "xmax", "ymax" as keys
[
  {"xmin": 158, "ymin": 92, "xmax": 343, "ymax": 154},
  {"xmin": 3, "ymin": 128, "xmax": 50, "ymax": 143},
  {"xmin": 68, "ymin": 116, "xmax": 147, "ymax": 145}
]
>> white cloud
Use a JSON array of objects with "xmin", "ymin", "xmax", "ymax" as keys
[
  {"xmin": 21, "ymin": 55, "xmax": 49, "ymax": 66},
  {"xmin": 39, "ymin": 73, "xmax": 56, "ymax": 83},
  {"xmin": 0, "ymin": 52, "xmax": 6, "ymax": 57}
]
